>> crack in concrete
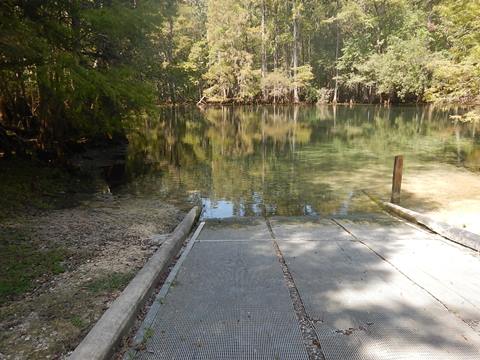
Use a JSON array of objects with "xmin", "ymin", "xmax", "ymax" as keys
[
  {"xmin": 264, "ymin": 216, "xmax": 326, "ymax": 360},
  {"xmin": 334, "ymin": 323, "xmax": 373, "ymax": 336}
]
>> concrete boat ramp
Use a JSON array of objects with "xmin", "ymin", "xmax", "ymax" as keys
[{"xmin": 127, "ymin": 214, "xmax": 480, "ymax": 359}]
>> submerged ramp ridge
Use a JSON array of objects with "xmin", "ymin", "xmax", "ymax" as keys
[{"xmin": 128, "ymin": 214, "xmax": 480, "ymax": 359}]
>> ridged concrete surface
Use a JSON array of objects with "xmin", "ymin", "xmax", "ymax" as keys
[{"xmin": 131, "ymin": 215, "xmax": 480, "ymax": 359}]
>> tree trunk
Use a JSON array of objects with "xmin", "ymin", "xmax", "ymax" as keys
[
  {"xmin": 332, "ymin": 0, "xmax": 341, "ymax": 104},
  {"xmin": 274, "ymin": 5, "xmax": 278, "ymax": 70},
  {"xmin": 0, "ymin": 123, "xmax": 13, "ymax": 156},
  {"xmin": 261, "ymin": 0, "xmax": 267, "ymax": 101},
  {"xmin": 292, "ymin": 4, "xmax": 299, "ymax": 104},
  {"xmin": 167, "ymin": 17, "xmax": 176, "ymax": 104}
]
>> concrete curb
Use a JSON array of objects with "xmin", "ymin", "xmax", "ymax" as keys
[
  {"xmin": 382, "ymin": 202, "xmax": 480, "ymax": 252},
  {"xmin": 69, "ymin": 206, "xmax": 199, "ymax": 360}
]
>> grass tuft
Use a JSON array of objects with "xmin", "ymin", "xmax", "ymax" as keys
[
  {"xmin": 86, "ymin": 272, "xmax": 134, "ymax": 294},
  {"xmin": 70, "ymin": 315, "xmax": 87, "ymax": 329}
]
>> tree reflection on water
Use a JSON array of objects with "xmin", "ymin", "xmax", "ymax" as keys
[{"xmin": 121, "ymin": 105, "xmax": 479, "ymax": 218}]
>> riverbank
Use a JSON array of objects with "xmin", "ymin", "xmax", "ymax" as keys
[
  {"xmin": 363, "ymin": 163, "xmax": 480, "ymax": 236},
  {"xmin": 0, "ymin": 160, "xmax": 186, "ymax": 359},
  {"xmin": 400, "ymin": 165, "xmax": 480, "ymax": 236}
]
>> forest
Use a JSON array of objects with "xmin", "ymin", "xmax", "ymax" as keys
[{"xmin": 1, "ymin": 0, "xmax": 479, "ymax": 156}]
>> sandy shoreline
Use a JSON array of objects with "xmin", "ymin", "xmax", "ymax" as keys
[{"xmin": 398, "ymin": 165, "xmax": 480, "ymax": 235}]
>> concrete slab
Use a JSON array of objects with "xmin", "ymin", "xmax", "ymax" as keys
[
  {"xmin": 278, "ymin": 236, "xmax": 480, "ymax": 359},
  {"xmin": 197, "ymin": 217, "xmax": 271, "ymax": 241},
  {"xmin": 270, "ymin": 217, "xmax": 351, "ymax": 241},
  {"xmin": 133, "ymin": 240, "xmax": 308, "ymax": 359},
  {"xmin": 129, "ymin": 215, "xmax": 480, "ymax": 360},
  {"xmin": 331, "ymin": 213, "xmax": 398, "ymax": 224},
  {"xmin": 338, "ymin": 218, "xmax": 480, "ymax": 334},
  {"xmin": 382, "ymin": 201, "xmax": 480, "ymax": 251},
  {"xmin": 335, "ymin": 217, "xmax": 437, "ymax": 242}
]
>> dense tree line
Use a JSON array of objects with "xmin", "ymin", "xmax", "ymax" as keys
[
  {"xmin": 1, "ymin": 0, "xmax": 479, "ymax": 155},
  {"xmin": 185, "ymin": 0, "xmax": 480, "ymax": 105}
]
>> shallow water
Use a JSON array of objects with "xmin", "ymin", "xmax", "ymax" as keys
[{"xmin": 116, "ymin": 105, "xmax": 480, "ymax": 219}]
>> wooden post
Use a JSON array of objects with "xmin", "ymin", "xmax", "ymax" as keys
[{"xmin": 391, "ymin": 155, "xmax": 403, "ymax": 204}]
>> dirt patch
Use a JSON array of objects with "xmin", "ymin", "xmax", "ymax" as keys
[
  {"xmin": 401, "ymin": 165, "xmax": 480, "ymax": 235},
  {"xmin": 359, "ymin": 163, "xmax": 480, "ymax": 236},
  {"xmin": 0, "ymin": 158, "xmax": 95, "ymax": 222},
  {"xmin": 0, "ymin": 195, "xmax": 185, "ymax": 359}
]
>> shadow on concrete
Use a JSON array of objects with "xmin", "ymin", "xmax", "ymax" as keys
[
  {"xmin": 274, "ymin": 216, "xmax": 480, "ymax": 359},
  {"xmin": 133, "ymin": 215, "xmax": 480, "ymax": 359}
]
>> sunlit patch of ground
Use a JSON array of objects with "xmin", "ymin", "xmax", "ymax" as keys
[
  {"xmin": 316, "ymin": 162, "xmax": 480, "ymax": 235},
  {"xmin": 401, "ymin": 165, "xmax": 480, "ymax": 235}
]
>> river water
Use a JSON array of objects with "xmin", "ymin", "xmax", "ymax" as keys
[{"xmin": 113, "ymin": 105, "xmax": 480, "ymax": 220}]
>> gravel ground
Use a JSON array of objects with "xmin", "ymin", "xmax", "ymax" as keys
[{"xmin": 0, "ymin": 195, "xmax": 185, "ymax": 360}]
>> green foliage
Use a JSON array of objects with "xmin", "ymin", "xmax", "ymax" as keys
[
  {"xmin": 359, "ymin": 36, "xmax": 433, "ymax": 101},
  {"xmin": 295, "ymin": 65, "xmax": 315, "ymax": 94},
  {"xmin": 435, "ymin": 0, "xmax": 480, "ymax": 60},
  {"xmin": 203, "ymin": 61, "xmax": 237, "ymax": 100},
  {"xmin": 1, "ymin": 0, "xmax": 480, "ymax": 145},
  {"xmin": 316, "ymin": 88, "xmax": 334, "ymax": 104},
  {"xmin": 426, "ymin": 59, "xmax": 480, "ymax": 104},
  {"xmin": 238, "ymin": 67, "xmax": 261, "ymax": 101},
  {"xmin": 423, "ymin": 0, "xmax": 480, "ymax": 104},
  {"xmin": 202, "ymin": 0, "xmax": 260, "ymax": 101},
  {"xmin": 261, "ymin": 70, "xmax": 293, "ymax": 103},
  {"xmin": 194, "ymin": 0, "xmax": 480, "ymax": 104},
  {"xmin": 151, "ymin": 1, "xmax": 208, "ymax": 102},
  {"xmin": 0, "ymin": 0, "xmax": 161, "ymax": 151}
]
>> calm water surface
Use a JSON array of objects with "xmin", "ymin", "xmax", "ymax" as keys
[{"xmin": 116, "ymin": 105, "xmax": 480, "ymax": 219}]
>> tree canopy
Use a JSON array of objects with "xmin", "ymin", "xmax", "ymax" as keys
[{"xmin": 1, "ymin": 0, "xmax": 479, "ymax": 155}]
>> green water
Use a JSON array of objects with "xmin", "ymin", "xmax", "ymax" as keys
[{"xmin": 118, "ymin": 105, "xmax": 480, "ymax": 218}]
